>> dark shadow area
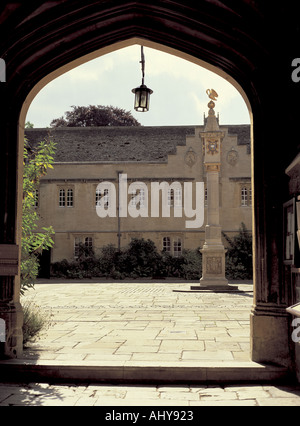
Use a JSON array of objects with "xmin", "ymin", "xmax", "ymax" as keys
[{"xmin": 0, "ymin": 382, "xmax": 65, "ymax": 406}]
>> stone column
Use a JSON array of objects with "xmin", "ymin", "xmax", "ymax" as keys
[
  {"xmin": 0, "ymin": 104, "xmax": 24, "ymax": 359},
  {"xmin": 249, "ymin": 106, "xmax": 292, "ymax": 368},
  {"xmin": 194, "ymin": 92, "xmax": 232, "ymax": 289},
  {"xmin": 250, "ymin": 148, "xmax": 296, "ymax": 368},
  {"xmin": 200, "ymin": 163, "xmax": 229, "ymax": 288}
]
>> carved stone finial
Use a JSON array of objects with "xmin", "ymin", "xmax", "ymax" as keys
[{"xmin": 208, "ymin": 100, "xmax": 215, "ymax": 114}]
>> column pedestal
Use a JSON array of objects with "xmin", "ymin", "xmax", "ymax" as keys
[
  {"xmin": 0, "ymin": 276, "xmax": 23, "ymax": 359},
  {"xmin": 199, "ymin": 245, "xmax": 229, "ymax": 288},
  {"xmin": 192, "ymin": 228, "xmax": 237, "ymax": 290},
  {"xmin": 250, "ymin": 304, "xmax": 291, "ymax": 367},
  {"xmin": 0, "ymin": 301, "xmax": 23, "ymax": 359}
]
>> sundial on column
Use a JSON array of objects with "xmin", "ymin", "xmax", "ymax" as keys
[{"xmin": 207, "ymin": 139, "xmax": 219, "ymax": 155}]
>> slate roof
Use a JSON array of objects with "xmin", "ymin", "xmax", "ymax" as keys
[
  {"xmin": 25, "ymin": 125, "xmax": 250, "ymax": 163},
  {"xmin": 227, "ymin": 125, "xmax": 250, "ymax": 146}
]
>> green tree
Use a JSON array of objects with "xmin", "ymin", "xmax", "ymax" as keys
[
  {"xmin": 21, "ymin": 137, "xmax": 56, "ymax": 293},
  {"xmin": 50, "ymin": 105, "xmax": 141, "ymax": 127},
  {"xmin": 25, "ymin": 121, "xmax": 34, "ymax": 129}
]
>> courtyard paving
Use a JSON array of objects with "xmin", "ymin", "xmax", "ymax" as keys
[
  {"xmin": 21, "ymin": 279, "xmax": 253, "ymax": 364},
  {"xmin": 1, "ymin": 382, "xmax": 300, "ymax": 406},
  {"xmin": 2, "ymin": 279, "xmax": 300, "ymax": 406}
]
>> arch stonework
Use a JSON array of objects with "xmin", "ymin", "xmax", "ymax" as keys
[{"xmin": 0, "ymin": 1, "xmax": 299, "ymax": 375}]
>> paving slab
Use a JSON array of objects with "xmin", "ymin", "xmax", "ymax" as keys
[
  {"xmin": 16, "ymin": 280, "xmax": 255, "ymax": 366},
  {"xmin": 0, "ymin": 382, "xmax": 300, "ymax": 406},
  {"xmin": 0, "ymin": 279, "xmax": 294, "ymax": 385}
]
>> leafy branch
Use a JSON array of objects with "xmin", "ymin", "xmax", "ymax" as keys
[{"xmin": 21, "ymin": 137, "xmax": 56, "ymax": 294}]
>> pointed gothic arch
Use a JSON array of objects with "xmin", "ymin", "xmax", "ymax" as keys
[{"xmin": 0, "ymin": 1, "xmax": 298, "ymax": 378}]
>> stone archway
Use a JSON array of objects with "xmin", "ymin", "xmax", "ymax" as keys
[{"xmin": 0, "ymin": 1, "xmax": 298, "ymax": 374}]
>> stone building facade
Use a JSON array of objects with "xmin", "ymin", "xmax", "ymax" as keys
[{"xmin": 25, "ymin": 123, "xmax": 251, "ymax": 264}]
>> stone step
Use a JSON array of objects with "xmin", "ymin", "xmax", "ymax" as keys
[{"xmin": 0, "ymin": 360, "xmax": 291, "ymax": 385}]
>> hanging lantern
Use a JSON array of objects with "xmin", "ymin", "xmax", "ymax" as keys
[
  {"xmin": 132, "ymin": 46, "xmax": 153, "ymax": 112},
  {"xmin": 132, "ymin": 84, "xmax": 153, "ymax": 112}
]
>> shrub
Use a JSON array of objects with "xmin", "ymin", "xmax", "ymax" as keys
[
  {"xmin": 181, "ymin": 248, "xmax": 202, "ymax": 279},
  {"xmin": 223, "ymin": 222, "xmax": 253, "ymax": 279},
  {"xmin": 22, "ymin": 299, "xmax": 53, "ymax": 346},
  {"xmin": 50, "ymin": 239, "xmax": 202, "ymax": 280},
  {"xmin": 51, "ymin": 243, "xmax": 102, "ymax": 278},
  {"xmin": 160, "ymin": 251, "xmax": 184, "ymax": 277},
  {"xmin": 51, "ymin": 259, "xmax": 70, "ymax": 277},
  {"xmin": 119, "ymin": 238, "xmax": 163, "ymax": 277},
  {"xmin": 99, "ymin": 244, "xmax": 119, "ymax": 276}
]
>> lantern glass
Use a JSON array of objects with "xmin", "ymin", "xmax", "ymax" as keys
[{"xmin": 132, "ymin": 84, "xmax": 153, "ymax": 112}]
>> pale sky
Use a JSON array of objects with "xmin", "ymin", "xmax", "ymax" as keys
[{"xmin": 26, "ymin": 45, "xmax": 250, "ymax": 128}]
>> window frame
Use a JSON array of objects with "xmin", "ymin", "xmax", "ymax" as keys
[
  {"xmin": 241, "ymin": 184, "xmax": 252, "ymax": 207},
  {"xmin": 58, "ymin": 185, "xmax": 74, "ymax": 208},
  {"xmin": 74, "ymin": 235, "xmax": 93, "ymax": 259},
  {"xmin": 162, "ymin": 236, "xmax": 171, "ymax": 253},
  {"xmin": 173, "ymin": 237, "xmax": 182, "ymax": 257}
]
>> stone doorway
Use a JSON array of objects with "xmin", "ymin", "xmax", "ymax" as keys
[
  {"xmin": 18, "ymin": 40, "xmax": 254, "ymax": 371},
  {"xmin": 0, "ymin": 2, "xmax": 296, "ymax": 380}
]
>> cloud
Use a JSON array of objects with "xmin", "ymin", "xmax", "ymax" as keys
[
  {"xmin": 26, "ymin": 45, "xmax": 250, "ymax": 128},
  {"xmin": 190, "ymin": 92, "xmax": 207, "ymax": 118}
]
